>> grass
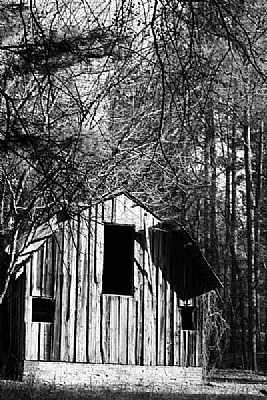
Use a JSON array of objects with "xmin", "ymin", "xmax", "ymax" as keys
[{"xmin": 0, "ymin": 380, "xmax": 265, "ymax": 400}]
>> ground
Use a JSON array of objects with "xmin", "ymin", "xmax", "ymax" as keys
[{"xmin": 0, "ymin": 370, "xmax": 266, "ymax": 399}]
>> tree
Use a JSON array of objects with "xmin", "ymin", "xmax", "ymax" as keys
[{"xmin": 2, "ymin": 0, "xmax": 267, "ymax": 371}]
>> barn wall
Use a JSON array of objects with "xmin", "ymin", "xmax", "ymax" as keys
[{"xmin": 23, "ymin": 193, "xmax": 201, "ymax": 367}]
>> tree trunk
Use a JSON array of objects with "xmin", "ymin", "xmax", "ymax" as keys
[
  {"xmin": 204, "ymin": 104, "xmax": 219, "ymax": 268},
  {"xmin": 229, "ymin": 113, "xmax": 242, "ymax": 358},
  {"xmin": 224, "ymin": 162, "xmax": 231, "ymax": 301},
  {"xmin": 243, "ymin": 119, "xmax": 257, "ymax": 371},
  {"xmin": 254, "ymin": 120, "xmax": 263, "ymax": 353},
  {"xmin": 203, "ymin": 120, "xmax": 210, "ymax": 258},
  {"xmin": 209, "ymin": 108, "xmax": 219, "ymax": 272}
]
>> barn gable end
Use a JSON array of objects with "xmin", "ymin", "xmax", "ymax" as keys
[{"xmin": 4, "ymin": 192, "xmax": 221, "ymax": 385}]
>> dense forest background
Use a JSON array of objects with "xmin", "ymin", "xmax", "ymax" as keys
[{"xmin": 0, "ymin": 0, "xmax": 267, "ymax": 372}]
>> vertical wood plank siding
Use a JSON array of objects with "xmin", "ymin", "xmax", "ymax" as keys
[{"xmin": 20, "ymin": 194, "xmax": 200, "ymax": 366}]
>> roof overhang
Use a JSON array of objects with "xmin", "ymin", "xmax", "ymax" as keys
[{"xmin": 163, "ymin": 220, "xmax": 222, "ymax": 299}]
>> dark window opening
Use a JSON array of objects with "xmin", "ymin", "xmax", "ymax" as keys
[
  {"xmin": 102, "ymin": 224, "xmax": 134, "ymax": 296},
  {"xmin": 181, "ymin": 306, "xmax": 196, "ymax": 330},
  {"xmin": 32, "ymin": 297, "xmax": 55, "ymax": 323}
]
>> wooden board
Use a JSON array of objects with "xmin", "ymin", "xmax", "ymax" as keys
[
  {"xmin": 119, "ymin": 296, "xmax": 128, "ymax": 364},
  {"xmin": 100, "ymin": 295, "xmax": 110, "ymax": 363},
  {"xmin": 87, "ymin": 205, "xmax": 96, "ymax": 362},
  {"xmin": 127, "ymin": 297, "xmax": 136, "ymax": 364},
  {"xmin": 52, "ymin": 229, "xmax": 63, "ymax": 361},
  {"xmin": 75, "ymin": 212, "xmax": 88, "ymax": 362}
]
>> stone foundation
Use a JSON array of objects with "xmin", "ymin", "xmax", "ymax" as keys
[{"xmin": 23, "ymin": 361, "xmax": 203, "ymax": 391}]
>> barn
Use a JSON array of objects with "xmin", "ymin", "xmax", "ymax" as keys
[{"xmin": 3, "ymin": 192, "xmax": 221, "ymax": 389}]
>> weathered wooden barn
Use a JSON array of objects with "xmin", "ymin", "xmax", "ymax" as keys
[{"xmin": 4, "ymin": 192, "xmax": 221, "ymax": 388}]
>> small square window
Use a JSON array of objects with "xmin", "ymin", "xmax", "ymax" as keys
[
  {"xmin": 32, "ymin": 297, "xmax": 55, "ymax": 323},
  {"xmin": 181, "ymin": 306, "xmax": 196, "ymax": 330}
]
